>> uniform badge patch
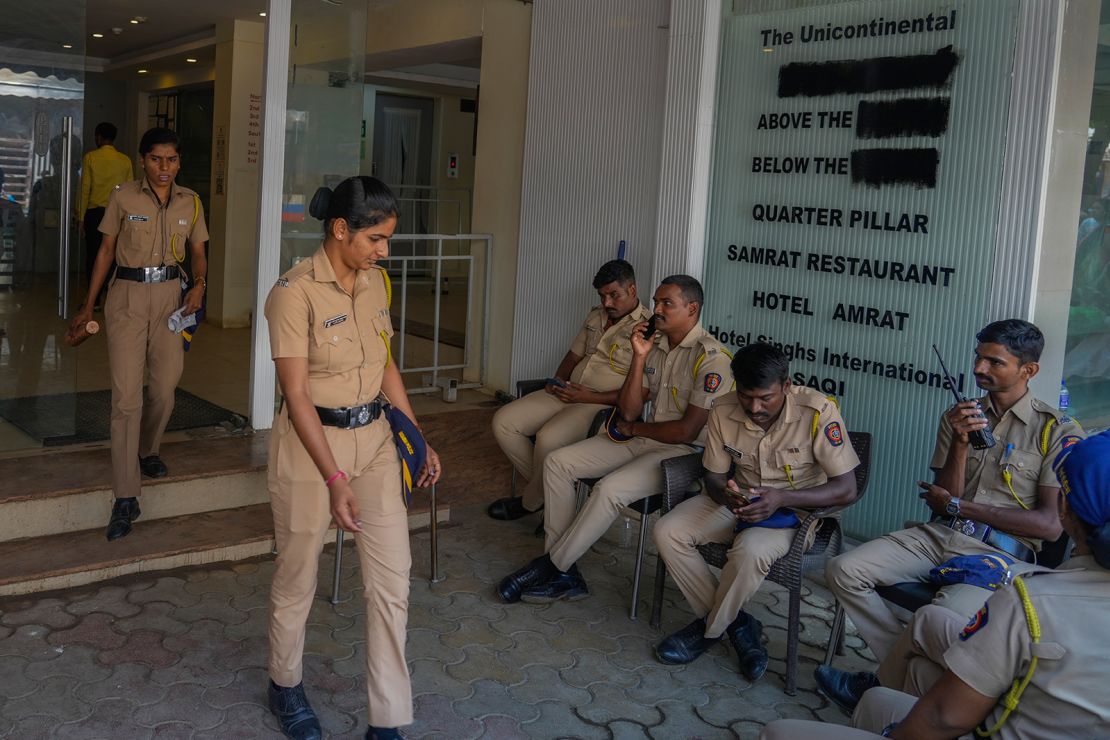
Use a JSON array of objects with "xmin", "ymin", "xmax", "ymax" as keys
[
  {"xmin": 127, "ymin": 214, "xmax": 150, "ymax": 222},
  {"xmin": 959, "ymin": 604, "xmax": 989, "ymax": 641},
  {"xmin": 645, "ymin": 367, "xmax": 656, "ymax": 375},
  {"xmin": 704, "ymin": 373, "xmax": 722, "ymax": 392},
  {"xmin": 824, "ymin": 421, "xmax": 844, "ymax": 447},
  {"xmin": 723, "ymin": 444, "xmax": 743, "ymax": 459},
  {"xmin": 323, "ymin": 314, "xmax": 348, "ymax": 328},
  {"xmin": 1061, "ymin": 435, "xmax": 1081, "ymax": 450},
  {"xmin": 275, "ymin": 277, "xmax": 289, "ymax": 288}
]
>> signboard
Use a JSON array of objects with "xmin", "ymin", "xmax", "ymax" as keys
[{"xmin": 702, "ymin": 0, "xmax": 1020, "ymax": 538}]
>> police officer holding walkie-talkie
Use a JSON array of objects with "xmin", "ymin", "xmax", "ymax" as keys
[{"xmin": 816, "ymin": 319, "xmax": 1085, "ymax": 715}]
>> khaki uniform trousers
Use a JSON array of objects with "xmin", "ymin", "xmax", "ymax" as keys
[
  {"xmin": 491, "ymin": 390, "xmax": 606, "ymax": 511},
  {"xmin": 877, "ymin": 603, "xmax": 965, "ymax": 696},
  {"xmin": 760, "ymin": 687, "xmax": 928, "ymax": 739},
  {"xmin": 104, "ymin": 278, "xmax": 183, "ymax": 499},
  {"xmin": 654, "ymin": 494, "xmax": 814, "ymax": 638},
  {"xmin": 826, "ymin": 522, "xmax": 1042, "ymax": 661},
  {"xmin": 542, "ymin": 433, "xmax": 692, "ymax": 571},
  {"xmin": 267, "ymin": 413, "xmax": 413, "ymax": 727}
]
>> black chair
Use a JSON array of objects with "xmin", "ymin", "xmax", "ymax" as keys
[
  {"xmin": 572, "ymin": 409, "xmax": 663, "ymax": 621},
  {"xmin": 823, "ymin": 528, "xmax": 1073, "ymax": 665},
  {"xmin": 651, "ymin": 432, "xmax": 873, "ymax": 696}
]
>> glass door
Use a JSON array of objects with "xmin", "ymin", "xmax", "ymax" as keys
[{"xmin": 0, "ymin": 0, "xmax": 88, "ymax": 451}]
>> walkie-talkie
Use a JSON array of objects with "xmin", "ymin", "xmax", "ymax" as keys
[{"xmin": 932, "ymin": 344, "xmax": 996, "ymax": 450}]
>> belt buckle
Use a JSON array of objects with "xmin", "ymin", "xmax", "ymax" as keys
[
  {"xmin": 356, "ymin": 406, "xmax": 370, "ymax": 425},
  {"xmin": 959, "ymin": 519, "xmax": 977, "ymax": 537}
]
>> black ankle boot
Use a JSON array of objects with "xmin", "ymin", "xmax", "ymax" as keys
[{"xmin": 268, "ymin": 680, "xmax": 322, "ymax": 740}]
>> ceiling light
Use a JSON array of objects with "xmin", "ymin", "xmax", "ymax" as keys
[
  {"xmin": 138, "ymin": 69, "xmax": 148, "ymax": 74},
  {"xmin": 62, "ymin": 44, "xmax": 73, "ymax": 49},
  {"xmin": 259, "ymin": 11, "xmax": 267, "ymax": 16},
  {"xmin": 186, "ymin": 58, "xmax": 197, "ymax": 63},
  {"xmin": 130, "ymin": 19, "xmax": 139, "ymax": 24},
  {"xmin": 92, "ymin": 32, "xmax": 104, "ymax": 38}
]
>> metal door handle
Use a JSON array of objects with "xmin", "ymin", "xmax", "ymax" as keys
[{"xmin": 58, "ymin": 116, "xmax": 73, "ymax": 318}]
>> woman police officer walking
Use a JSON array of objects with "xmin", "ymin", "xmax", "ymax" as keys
[{"xmin": 263, "ymin": 176, "xmax": 442, "ymax": 740}]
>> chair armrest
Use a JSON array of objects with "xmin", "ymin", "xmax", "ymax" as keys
[
  {"xmin": 660, "ymin": 453, "xmax": 705, "ymax": 513},
  {"xmin": 516, "ymin": 378, "xmax": 548, "ymax": 397}
]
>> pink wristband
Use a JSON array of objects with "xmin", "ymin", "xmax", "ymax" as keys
[{"xmin": 324, "ymin": 470, "xmax": 348, "ymax": 487}]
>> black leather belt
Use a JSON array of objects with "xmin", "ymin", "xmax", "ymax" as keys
[
  {"xmin": 116, "ymin": 265, "xmax": 180, "ymax": 283},
  {"xmin": 315, "ymin": 399, "xmax": 384, "ymax": 429},
  {"xmin": 942, "ymin": 517, "xmax": 1034, "ymax": 563}
]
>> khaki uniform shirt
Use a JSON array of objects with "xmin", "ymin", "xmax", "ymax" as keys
[
  {"xmin": 642, "ymin": 324, "xmax": 733, "ymax": 445},
  {"xmin": 567, "ymin": 304, "xmax": 651, "ymax": 391},
  {"xmin": 703, "ymin": 386, "xmax": 860, "ymax": 496},
  {"xmin": 265, "ymin": 247, "xmax": 394, "ymax": 409},
  {"xmin": 944, "ymin": 555, "xmax": 1110, "ymax": 740},
  {"xmin": 930, "ymin": 391, "xmax": 1084, "ymax": 549},
  {"xmin": 99, "ymin": 179, "xmax": 209, "ymax": 268}
]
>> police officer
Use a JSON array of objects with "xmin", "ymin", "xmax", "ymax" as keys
[
  {"xmin": 497, "ymin": 275, "xmax": 732, "ymax": 603},
  {"xmin": 653, "ymin": 342, "xmax": 859, "ymax": 679},
  {"xmin": 488, "ymin": 259, "xmax": 649, "ymax": 520},
  {"xmin": 761, "ymin": 430, "xmax": 1110, "ymax": 740},
  {"xmin": 818, "ymin": 319, "xmax": 1084, "ymax": 712},
  {"xmin": 264, "ymin": 176, "xmax": 441, "ymax": 740},
  {"xmin": 71, "ymin": 127, "xmax": 208, "ymax": 542}
]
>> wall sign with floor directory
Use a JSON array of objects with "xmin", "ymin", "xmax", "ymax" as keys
[{"xmin": 702, "ymin": 0, "xmax": 1020, "ymax": 539}]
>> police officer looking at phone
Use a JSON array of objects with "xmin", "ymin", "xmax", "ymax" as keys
[
  {"xmin": 488, "ymin": 260, "xmax": 648, "ymax": 520},
  {"xmin": 497, "ymin": 275, "xmax": 732, "ymax": 604},
  {"xmin": 761, "ymin": 429, "xmax": 1110, "ymax": 740},
  {"xmin": 653, "ymin": 342, "xmax": 859, "ymax": 679},
  {"xmin": 70, "ymin": 127, "xmax": 208, "ymax": 542},
  {"xmin": 818, "ymin": 319, "xmax": 1084, "ymax": 713}
]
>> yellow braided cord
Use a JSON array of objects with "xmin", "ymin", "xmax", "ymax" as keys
[
  {"xmin": 377, "ymin": 266, "xmax": 393, "ymax": 306},
  {"xmin": 171, "ymin": 195, "xmax": 201, "ymax": 264},
  {"xmin": 783, "ymin": 464, "xmax": 796, "ymax": 490},
  {"xmin": 811, "ymin": 411, "xmax": 820, "ymax": 439},
  {"xmin": 975, "ymin": 576, "xmax": 1040, "ymax": 737},
  {"xmin": 1001, "ymin": 470, "xmax": 1031, "ymax": 510},
  {"xmin": 671, "ymin": 386, "xmax": 684, "ymax": 414},
  {"xmin": 608, "ymin": 343, "xmax": 629, "ymax": 375},
  {"xmin": 1040, "ymin": 418, "xmax": 1055, "ymax": 457},
  {"xmin": 380, "ymin": 330, "xmax": 392, "ymax": 367}
]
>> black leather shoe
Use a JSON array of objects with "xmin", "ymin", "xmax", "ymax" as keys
[
  {"xmin": 814, "ymin": 665, "xmax": 879, "ymax": 715},
  {"xmin": 520, "ymin": 565, "xmax": 589, "ymax": 603},
  {"xmin": 726, "ymin": 611, "xmax": 769, "ymax": 681},
  {"xmin": 487, "ymin": 496, "xmax": 541, "ymax": 521},
  {"xmin": 497, "ymin": 554, "xmax": 556, "ymax": 603},
  {"xmin": 655, "ymin": 617, "xmax": 720, "ymax": 665},
  {"xmin": 106, "ymin": 497, "xmax": 141, "ymax": 541},
  {"xmin": 365, "ymin": 727, "xmax": 401, "ymax": 740},
  {"xmin": 268, "ymin": 680, "xmax": 322, "ymax": 740},
  {"xmin": 139, "ymin": 454, "xmax": 168, "ymax": 478}
]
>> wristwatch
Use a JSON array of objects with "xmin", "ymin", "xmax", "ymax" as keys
[{"xmin": 945, "ymin": 496, "xmax": 962, "ymax": 517}]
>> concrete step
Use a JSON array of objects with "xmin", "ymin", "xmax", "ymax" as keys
[
  {"xmin": 0, "ymin": 435, "xmax": 269, "ymax": 542},
  {"xmin": 0, "ymin": 501, "xmax": 449, "ymax": 597}
]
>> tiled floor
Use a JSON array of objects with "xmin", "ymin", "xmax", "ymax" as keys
[{"xmin": 0, "ymin": 503, "xmax": 877, "ymax": 739}]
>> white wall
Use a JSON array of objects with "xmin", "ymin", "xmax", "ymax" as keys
[{"xmin": 509, "ymin": 0, "xmax": 671, "ymax": 386}]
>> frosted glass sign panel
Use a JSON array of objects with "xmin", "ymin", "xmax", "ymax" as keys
[{"xmin": 702, "ymin": 0, "xmax": 1019, "ymax": 539}]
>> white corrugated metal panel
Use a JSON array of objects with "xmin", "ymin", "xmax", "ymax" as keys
[
  {"xmin": 987, "ymin": 0, "xmax": 1062, "ymax": 322},
  {"xmin": 652, "ymin": 0, "xmax": 723, "ymax": 282},
  {"xmin": 510, "ymin": 0, "xmax": 670, "ymax": 386}
]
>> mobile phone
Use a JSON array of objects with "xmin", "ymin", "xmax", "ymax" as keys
[
  {"xmin": 547, "ymin": 377, "xmax": 567, "ymax": 388},
  {"xmin": 642, "ymin": 315, "xmax": 659, "ymax": 339},
  {"xmin": 726, "ymin": 488, "xmax": 751, "ymax": 506}
]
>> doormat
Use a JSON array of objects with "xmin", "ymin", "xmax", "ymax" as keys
[{"xmin": 0, "ymin": 388, "xmax": 243, "ymax": 446}]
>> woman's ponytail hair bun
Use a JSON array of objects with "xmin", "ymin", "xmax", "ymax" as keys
[{"xmin": 309, "ymin": 186, "xmax": 333, "ymax": 221}]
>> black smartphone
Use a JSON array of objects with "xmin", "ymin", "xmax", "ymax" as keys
[
  {"xmin": 546, "ymin": 377, "xmax": 567, "ymax": 388},
  {"xmin": 642, "ymin": 315, "xmax": 659, "ymax": 339}
]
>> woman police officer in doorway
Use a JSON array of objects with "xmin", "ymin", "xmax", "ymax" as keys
[{"xmin": 264, "ymin": 176, "xmax": 442, "ymax": 740}]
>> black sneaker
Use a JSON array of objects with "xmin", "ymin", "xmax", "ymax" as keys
[
  {"xmin": 814, "ymin": 665, "xmax": 880, "ymax": 715},
  {"xmin": 655, "ymin": 617, "xmax": 721, "ymax": 665},
  {"xmin": 268, "ymin": 681, "xmax": 322, "ymax": 740},
  {"xmin": 106, "ymin": 497, "xmax": 141, "ymax": 541}
]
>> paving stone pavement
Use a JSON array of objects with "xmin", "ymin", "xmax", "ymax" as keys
[{"xmin": 0, "ymin": 504, "xmax": 878, "ymax": 739}]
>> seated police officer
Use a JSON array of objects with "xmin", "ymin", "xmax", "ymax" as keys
[
  {"xmin": 762, "ymin": 429, "xmax": 1110, "ymax": 740},
  {"xmin": 653, "ymin": 342, "xmax": 859, "ymax": 680},
  {"xmin": 818, "ymin": 319, "xmax": 1083, "ymax": 712},
  {"xmin": 488, "ymin": 259, "xmax": 648, "ymax": 520},
  {"xmin": 497, "ymin": 275, "xmax": 732, "ymax": 603}
]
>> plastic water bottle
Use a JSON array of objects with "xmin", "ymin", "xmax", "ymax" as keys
[
  {"xmin": 619, "ymin": 516, "xmax": 633, "ymax": 548},
  {"xmin": 1059, "ymin": 381, "xmax": 1070, "ymax": 413}
]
